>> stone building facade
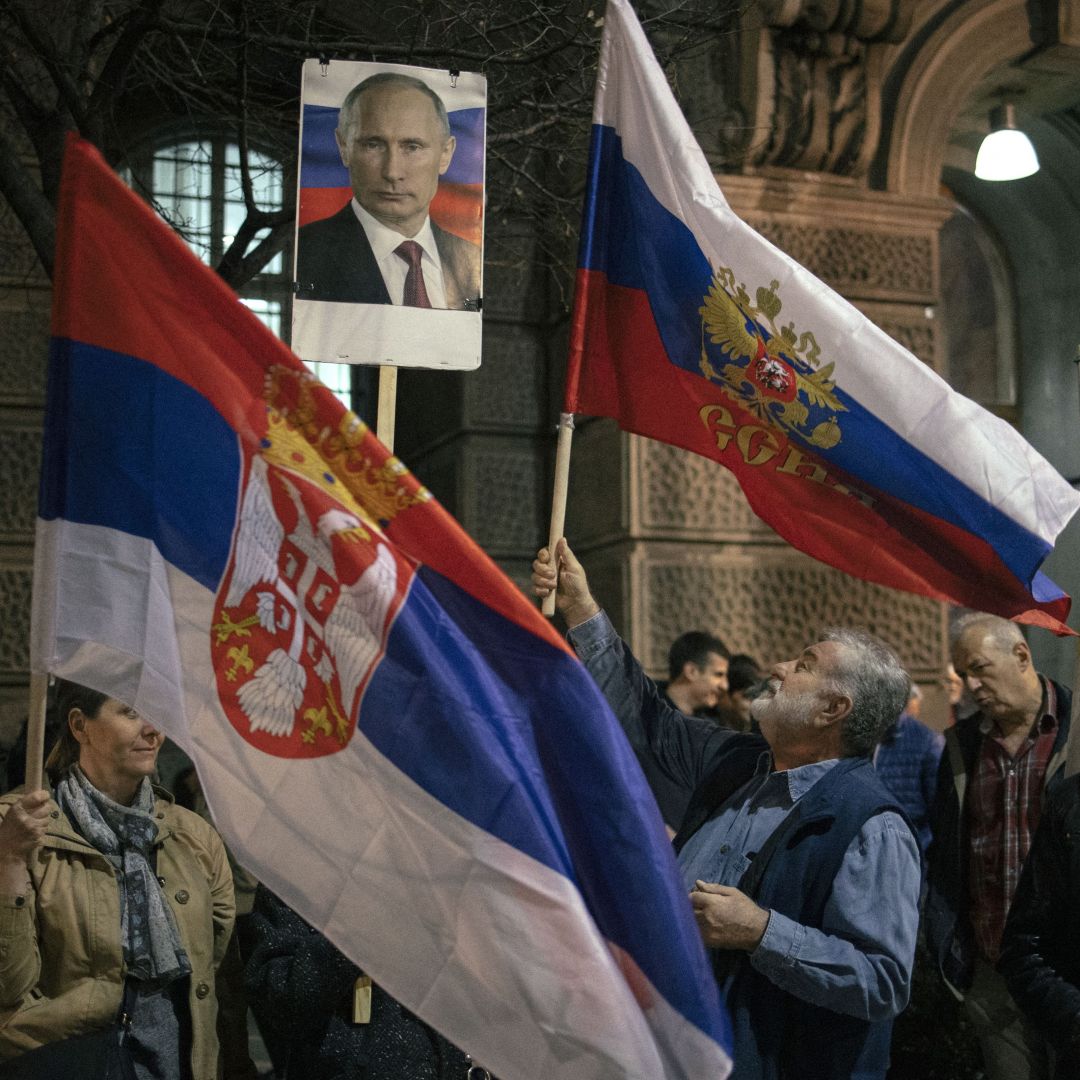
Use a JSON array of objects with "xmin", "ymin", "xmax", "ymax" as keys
[
  {"xmin": 399, "ymin": 0, "xmax": 1080, "ymax": 729},
  {"xmin": 1, "ymin": 0, "xmax": 1079, "ymax": 753}
]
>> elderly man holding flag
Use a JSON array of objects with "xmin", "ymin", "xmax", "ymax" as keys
[{"xmin": 534, "ymin": 540, "xmax": 921, "ymax": 1080}]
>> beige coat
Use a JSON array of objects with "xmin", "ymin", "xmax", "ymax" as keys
[{"xmin": 0, "ymin": 787, "xmax": 234, "ymax": 1078}]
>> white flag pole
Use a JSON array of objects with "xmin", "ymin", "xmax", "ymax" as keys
[{"xmin": 25, "ymin": 672, "xmax": 49, "ymax": 791}]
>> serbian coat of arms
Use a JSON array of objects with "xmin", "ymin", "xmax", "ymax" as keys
[{"xmin": 211, "ymin": 368, "xmax": 427, "ymax": 758}]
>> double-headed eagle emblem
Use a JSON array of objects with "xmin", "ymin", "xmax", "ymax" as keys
[{"xmin": 698, "ymin": 266, "xmax": 845, "ymax": 450}]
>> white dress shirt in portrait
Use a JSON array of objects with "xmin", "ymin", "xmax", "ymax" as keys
[{"xmin": 351, "ymin": 199, "xmax": 448, "ymax": 309}]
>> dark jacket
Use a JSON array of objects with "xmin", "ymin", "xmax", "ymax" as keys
[
  {"xmin": 570, "ymin": 614, "xmax": 912, "ymax": 1080},
  {"xmin": 676, "ymin": 752, "xmax": 905, "ymax": 1080},
  {"xmin": 295, "ymin": 204, "xmax": 481, "ymax": 310},
  {"xmin": 998, "ymin": 770, "xmax": 1080, "ymax": 1070},
  {"xmin": 924, "ymin": 679, "xmax": 1072, "ymax": 995},
  {"xmin": 873, "ymin": 712, "xmax": 944, "ymax": 855},
  {"xmin": 243, "ymin": 886, "xmax": 472, "ymax": 1080}
]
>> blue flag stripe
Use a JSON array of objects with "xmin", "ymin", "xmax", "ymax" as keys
[
  {"xmin": 39, "ymin": 340, "xmax": 239, "ymax": 591},
  {"xmin": 361, "ymin": 563, "xmax": 727, "ymax": 1042},
  {"xmin": 40, "ymin": 334, "xmax": 725, "ymax": 1044}
]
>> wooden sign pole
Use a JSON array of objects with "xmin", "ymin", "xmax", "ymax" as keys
[{"xmin": 377, "ymin": 365, "xmax": 398, "ymax": 452}]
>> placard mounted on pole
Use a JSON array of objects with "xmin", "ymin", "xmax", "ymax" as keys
[{"xmin": 292, "ymin": 59, "xmax": 486, "ymax": 372}]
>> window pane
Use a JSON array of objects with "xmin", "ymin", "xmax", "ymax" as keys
[
  {"xmin": 143, "ymin": 139, "xmax": 344, "ymax": 403},
  {"xmin": 222, "ymin": 151, "xmax": 284, "ymax": 272},
  {"xmin": 309, "ymin": 362, "xmax": 353, "ymax": 408},
  {"xmin": 152, "ymin": 141, "xmax": 215, "ymax": 262},
  {"xmin": 241, "ymin": 298, "xmax": 283, "ymax": 338}
]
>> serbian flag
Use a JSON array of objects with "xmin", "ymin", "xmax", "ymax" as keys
[
  {"xmin": 33, "ymin": 135, "xmax": 733, "ymax": 1080},
  {"xmin": 569, "ymin": 0, "xmax": 1080, "ymax": 632}
]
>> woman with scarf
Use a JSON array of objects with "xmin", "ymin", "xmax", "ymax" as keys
[{"xmin": 0, "ymin": 680, "xmax": 234, "ymax": 1078}]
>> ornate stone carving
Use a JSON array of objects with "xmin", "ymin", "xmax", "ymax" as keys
[
  {"xmin": 464, "ymin": 441, "xmax": 542, "ymax": 553},
  {"xmin": 0, "ymin": 301, "xmax": 49, "ymax": 404},
  {"xmin": 466, "ymin": 324, "xmax": 545, "ymax": 431},
  {"xmin": 725, "ymin": 0, "xmax": 910, "ymax": 177},
  {"xmin": 638, "ymin": 548, "xmax": 946, "ymax": 677},
  {"xmin": 746, "ymin": 220, "xmax": 935, "ymax": 299},
  {"xmin": 0, "ymin": 426, "xmax": 42, "ymax": 542},
  {"xmin": 635, "ymin": 438, "xmax": 771, "ymax": 540},
  {"xmin": 0, "ymin": 566, "xmax": 32, "ymax": 679}
]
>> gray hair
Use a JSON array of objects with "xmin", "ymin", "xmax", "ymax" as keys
[
  {"xmin": 950, "ymin": 612, "xmax": 1026, "ymax": 654},
  {"xmin": 338, "ymin": 72, "xmax": 451, "ymax": 144},
  {"xmin": 821, "ymin": 627, "xmax": 911, "ymax": 758}
]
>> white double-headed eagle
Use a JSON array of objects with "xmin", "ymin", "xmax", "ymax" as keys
[{"xmin": 223, "ymin": 455, "xmax": 397, "ymax": 739}]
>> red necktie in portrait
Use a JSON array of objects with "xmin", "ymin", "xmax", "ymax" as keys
[{"xmin": 395, "ymin": 240, "xmax": 432, "ymax": 309}]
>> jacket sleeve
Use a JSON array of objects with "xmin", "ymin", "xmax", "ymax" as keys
[
  {"xmin": 750, "ymin": 811, "xmax": 921, "ymax": 1022},
  {"xmin": 998, "ymin": 786, "xmax": 1080, "ymax": 1054},
  {"xmin": 567, "ymin": 611, "xmax": 741, "ymax": 794},
  {"xmin": 0, "ymin": 893, "xmax": 39, "ymax": 1008},
  {"xmin": 243, "ymin": 885, "xmax": 360, "ymax": 1042},
  {"xmin": 207, "ymin": 830, "xmax": 236, "ymax": 972},
  {"xmin": 0, "ymin": 804, "xmax": 41, "ymax": 1007}
]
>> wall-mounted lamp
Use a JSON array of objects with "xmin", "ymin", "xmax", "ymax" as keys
[{"xmin": 974, "ymin": 103, "xmax": 1039, "ymax": 181}]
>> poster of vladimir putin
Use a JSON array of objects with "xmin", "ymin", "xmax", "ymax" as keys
[{"xmin": 292, "ymin": 60, "xmax": 486, "ymax": 371}]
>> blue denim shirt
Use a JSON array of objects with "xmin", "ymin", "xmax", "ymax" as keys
[{"xmin": 569, "ymin": 610, "xmax": 920, "ymax": 1022}]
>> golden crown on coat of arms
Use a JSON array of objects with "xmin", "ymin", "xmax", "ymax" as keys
[{"xmin": 259, "ymin": 366, "xmax": 431, "ymax": 530}]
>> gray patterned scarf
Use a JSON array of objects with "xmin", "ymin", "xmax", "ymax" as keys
[{"xmin": 56, "ymin": 766, "xmax": 192, "ymax": 986}]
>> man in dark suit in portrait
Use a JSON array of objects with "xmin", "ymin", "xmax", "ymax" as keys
[{"xmin": 296, "ymin": 71, "xmax": 481, "ymax": 310}]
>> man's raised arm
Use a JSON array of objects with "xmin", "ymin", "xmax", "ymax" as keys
[{"xmin": 532, "ymin": 538, "xmax": 744, "ymax": 798}]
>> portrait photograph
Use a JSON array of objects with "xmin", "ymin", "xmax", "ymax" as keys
[{"xmin": 292, "ymin": 59, "xmax": 486, "ymax": 371}]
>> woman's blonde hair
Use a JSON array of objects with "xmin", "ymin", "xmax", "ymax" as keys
[{"xmin": 44, "ymin": 680, "xmax": 109, "ymax": 786}]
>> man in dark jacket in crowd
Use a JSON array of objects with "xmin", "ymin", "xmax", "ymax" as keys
[
  {"xmin": 533, "ymin": 539, "xmax": 920, "ymax": 1080},
  {"xmin": 244, "ymin": 885, "xmax": 483, "ymax": 1079},
  {"xmin": 998, "ymin": 736, "xmax": 1080, "ymax": 1080},
  {"xmin": 643, "ymin": 629, "xmax": 731, "ymax": 830},
  {"xmin": 874, "ymin": 685, "xmax": 944, "ymax": 856},
  {"xmin": 925, "ymin": 613, "xmax": 1072, "ymax": 1080}
]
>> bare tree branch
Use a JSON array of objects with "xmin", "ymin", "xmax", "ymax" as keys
[
  {"xmin": 0, "ymin": 0, "xmax": 741, "ymax": 298},
  {"xmin": 0, "ymin": 123, "xmax": 56, "ymax": 277}
]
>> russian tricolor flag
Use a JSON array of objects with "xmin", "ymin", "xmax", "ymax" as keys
[
  {"xmin": 33, "ymin": 136, "xmax": 734, "ymax": 1080},
  {"xmin": 569, "ymin": 0, "xmax": 1079, "ymax": 632}
]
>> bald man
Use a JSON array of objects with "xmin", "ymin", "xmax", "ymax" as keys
[{"xmin": 925, "ymin": 613, "xmax": 1073, "ymax": 1080}]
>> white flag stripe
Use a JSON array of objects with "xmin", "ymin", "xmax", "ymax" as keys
[{"xmin": 35, "ymin": 514, "xmax": 730, "ymax": 1080}]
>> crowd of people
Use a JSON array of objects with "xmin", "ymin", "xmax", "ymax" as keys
[
  {"xmin": 0, "ymin": 535, "xmax": 1075, "ymax": 1079},
  {"xmin": 532, "ymin": 538, "xmax": 1077, "ymax": 1080}
]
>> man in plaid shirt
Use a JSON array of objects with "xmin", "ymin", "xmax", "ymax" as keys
[{"xmin": 925, "ymin": 613, "xmax": 1073, "ymax": 1080}]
